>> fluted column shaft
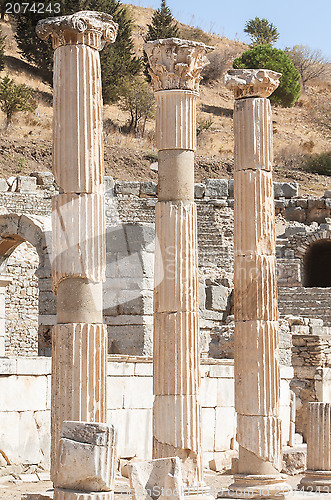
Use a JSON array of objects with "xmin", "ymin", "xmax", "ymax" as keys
[
  {"xmin": 145, "ymin": 38, "xmax": 213, "ymax": 490},
  {"xmin": 299, "ymin": 403, "xmax": 331, "ymax": 491},
  {"xmin": 223, "ymin": 69, "xmax": 291, "ymax": 498},
  {"xmin": 36, "ymin": 12, "xmax": 118, "ymax": 491}
]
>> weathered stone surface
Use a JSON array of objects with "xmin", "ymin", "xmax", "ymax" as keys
[
  {"xmin": 155, "ymin": 91, "xmax": 197, "ymax": 151},
  {"xmin": 52, "ymin": 193, "xmax": 105, "ymax": 289},
  {"xmin": 282, "ymin": 445, "xmax": 306, "ymax": 475},
  {"xmin": 324, "ymin": 190, "xmax": 331, "ymax": 198},
  {"xmin": 56, "ymin": 421, "xmax": 116, "ymax": 492},
  {"xmin": 51, "ymin": 324, "xmax": 107, "ymax": 481},
  {"xmin": 129, "ymin": 457, "xmax": 184, "ymax": 500},
  {"xmin": 36, "ymin": 10, "xmax": 118, "ymax": 50},
  {"xmin": 0, "ymin": 178, "xmax": 8, "ymax": 191},
  {"xmin": 16, "ymin": 176, "xmax": 37, "ymax": 193},
  {"xmin": 31, "ymin": 172, "xmax": 55, "ymax": 188},
  {"xmin": 115, "ymin": 182, "xmax": 140, "ymax": 196},
  {"xmin": 205, "ymin": 179, "xmax": 228, "ymax": 198},
  {"xmin": 144, "ymin": 38, "xmax": 213, "ymax": 92},
  {"xmin": 273, "ymin": 182, "xmax": 298, "ymax": 199},
  {"xmin": 224, "ymin": 69, "xmax": 281, "ymax": 99},
  {"xmin": 205, "ymin": 284, "xmax": 228, "ymax": 312},
  {"xmin": 194, "ymin": 183, "xmax": 205, "ymax": 199},
  {"xmin": 140, "ymin": 181, "xmax": 158, "ymax": 197}
]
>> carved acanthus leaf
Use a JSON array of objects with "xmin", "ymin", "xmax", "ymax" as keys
[
  {"xmin": 36, "ymin": 11, "xmax": 118, "ymax": 50},
  {"xmin": 144, "ymin": 38, "xmax": 214, "ymax": 92},
  {"xmin": 224, "ymin": 69, "xmax": 281, "ymax": 99}
]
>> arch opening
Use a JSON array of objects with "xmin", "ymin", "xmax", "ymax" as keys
[{"xmin": 303, "ymin": 239, "xmax": 331, "ymax": 287}]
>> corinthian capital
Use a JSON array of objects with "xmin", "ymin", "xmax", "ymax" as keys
[
  {"xmin": 144, "ymin": 38, "xmax": 214, "ymax": 92},
  {"xmin": 224, "ymin": 69, "xmax": 281, "ymax": 99},
  {"xmin": 36, "ymin": 11, "xmax": 118, "ymax": 51}
]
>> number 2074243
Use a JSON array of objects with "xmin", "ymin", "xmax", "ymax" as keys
[{"xmin": 5, "ymin": 3, "xmax": 61, "ymax": 14}]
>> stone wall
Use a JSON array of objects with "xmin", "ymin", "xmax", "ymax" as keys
[
  {"xmin": 0, "ymin": 356, "xmax": 293, "ymax": 469},
  {"xmin": 5, "ymin": 242, "xmax": 39, "ymax": 356},
  {"xmin": 1, "ymin": 174, "xmax": 331, "ymax": 357}
]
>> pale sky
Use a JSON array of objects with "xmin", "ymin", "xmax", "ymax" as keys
[{"xmin": 126, "ymin": 0, "xmax": 331, "ymax": 58}]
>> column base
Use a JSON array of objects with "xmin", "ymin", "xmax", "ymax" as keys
[
  {"xmin": 54, "ymin": 489, "xmax": 114, "ymax": 500},
  {"xmin": 218, "ymin": 474, "xmax": 291, "ymax": 499},
  {"xmin": 298, "ymin": 471, "xmax": 331, "ymax": 492}
]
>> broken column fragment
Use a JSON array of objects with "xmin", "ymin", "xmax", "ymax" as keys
[
  {"xmin": 129, "ymin": 457, "xmax": 184, "ymax": 500},
  {"xmin": 56, "ymin": 421, "xmax": 116, "ymax": 493},
  {"xmin": 223, "ymin": 69, "xmax": 291, "ymax": 498},
  {"xmin": 144, "ymin": 38, "xmax": 213, "ymax": 491},
  {"xmin": 299, "ymin": 403, "xmax": 331, "ymax": 491}
]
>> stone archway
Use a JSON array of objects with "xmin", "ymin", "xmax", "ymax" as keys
[
  {"xmin": 0, "ymin": 214, "xmax": 55, "ymax": 356},
  {"xmin": 303, "ymin": 239, "xmax": 331, "ymax": 287}
]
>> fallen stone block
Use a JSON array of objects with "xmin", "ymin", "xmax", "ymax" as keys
[
  {"xmin": 194, "ymin": 183, "xmax": 205, "ymax": 199},
  {"xmin": 274, "ymin": 182, "xmax": 298, "ymax": 199},
  {"xmin": 31, "ymin": 172, "xmax": 55, "ymax": 188},
  {"xmin": 209, "ymin": 450, "xmax": 237, "ymax": 472},
  {"xmin": 16, "ymin": 176, "xmax": 37, "ymax": 192},
  {"xmin": 205, "ymin": 179, "xmax": 228, "ymax": 198},
  {"xmin": 140, "ymin": 181, "xmax": 158, "ymax": 197},
  {"xmin": 55, "ymin": 421, "xmax": 116, "ymax": 493},
  {"xmin": 282, "ymin": 445, "xmax": 306, "ymax": 475},
  {"xmin": 120, "ymin": 457, "xmax": 144, "ymax": 478},
  {"xmin": 324, "ymin": 190, "xmax": 331, "ymax": 198},
  {"xmin": 128, "ymin": 457, "xmax": 184, "ymax": 500},
  {"xmin": 115, "ymin": 181, "xmax": 140, "ymax": 196},
  {"xmin": 0, "ymin": 178, "xmax": 8, "ymax": 191}
]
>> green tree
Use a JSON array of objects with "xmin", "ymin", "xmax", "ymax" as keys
[
  {"xmin": 13, "ymin": 0, "xmax": 141, "ymax": 102},
  {"xmin": 244, "ymin": 17, "xmax": 279, "ymax": 46},
  {"xmin": 120, "ymin": 77, "xmax": 154, "ymax": 136},
  {"xmin": 233, "ymin": 45, "xmax": 301, "ymax": 107},
  {"xmin": 91, "ymin": 0, "xmax": 141, "ymax": 103},
  {"xmin": 0, "ymin": 75, "xmax": 37, "ymax": 128},
  {"xmin": 144, "ymin": 0, "xmax": 179, "ymax": 79},
  {"xmin": 285, "ymin": 45, "xmax": 328, "ymax": 91}
]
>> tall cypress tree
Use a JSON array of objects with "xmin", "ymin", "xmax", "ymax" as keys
[
  {"xmin": 144, "ymin": 0, "xmax": 179, "ymax": 80},
  {"xmin": 13, "ymin": 0, "xmax": 141, "ymax": 102}
]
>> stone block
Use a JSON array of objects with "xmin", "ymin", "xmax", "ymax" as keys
[
  {"xmin": 135, "ymin": 363, "xmax": 153, "ymax": 376},
  {"xmin": 215, "ymin": 407, "xmax": 236, "ymax": 451},
  {"xmin": 282, "ymin": 445, "xmax": 307, "ymax": 475},
  {"xmin": 284, "ymin": 207, "xmax": 306, "ymax": 223},
  {"xmin": 205, "ymin": 179, "xmax": 228, "ymax": 198},
  {"xmin": 107, "ymin": 362, "xmax": 134, "ymax": 376},
  {"xmin": 118, "ymin": 290, "xmax": 153, "ymax": 315},
  {"xmin": 16, "ymin": 176, "xmax": 37, "ymax": 192},
  {"xmin": 22, "ymin": 495, "xmax": 53, "ymax": 499},
  {"xmin": 107, "ymin": 409, "xmax": 152, "ymax": 459},
  {"xmin": 0, "ymin": 357, "xmax": 17, "ymax": 374},
  {"xmin": 205, "ymin": 285, "xmax": 228, "ymax": 312},
  {"xmin": 115, "ymin": 181, "xmax": 140, "ymax": 196},
  {"xmin": 201, "ymin": 408, "xmax": 215, "ymax": 451},
  {"xmin": 309, "ymin": 318, "xmax": 324, "ymax": 327},
  {"xmin": 208, "ymin": 363, "xmax": 234, "ymax": 379},
  {"xmin": 273, "ymin": 182, "xmax": 298, "ymax": 199},
  {"xmin": 56, "ymin": 421, "xmax": 116, "ymax": 492},
  {"xmin": 0, "ymin": 178, "xmax": 8, "ymax": 191},
  {"xmin": 140, "ymin": 181, "xmax": 158, "ymax": 197},
  {"xmin": 108, "ymin": 324, "xmax": 153, "ymax": 356},
  {"xmin": 31, "ymin": 171, "xmax": 55, "ymax": 188},
  {"xmin": 194, "ymin": 183, "xmax": 205, "ymax": 198},
  {"xmin": 200, "ymin": 377, "xmax": 218, "ymax": 407},
  {"xmin": 217, "ymin": 378, "xmax": 234, "ymax": 407},
  {"xmin": 107, "ymin": 377, "xmax": 125, "ymax": 409},
  {"xmin": 209, "ymin": 450, "xmax": 237, "ymax": 472},
  {"xmin": 324, "ymin": 190, "xmax": 331, "ymax": 198},
  {"xmin": 123, "ymin": 377, "xmax": 153, "ymax": 409},
  {"xmin": 128, "ymin": 457, "xmax": 184, "ymax": 500},
  {"xmin": 0, "ymin": 375, "xmax": 47, "ymax": 411}
]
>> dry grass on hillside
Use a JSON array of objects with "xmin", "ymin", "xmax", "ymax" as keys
[{"xmin": 0, "ymin": 5, "xmax": 330, "ymax": 196}]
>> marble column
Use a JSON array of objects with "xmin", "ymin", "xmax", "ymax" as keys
[
  {"xmin": 299, "ymin": 402, "xmax": 331, "ymax": 491},
  {"xmin": 36, "ymin": 11, "xmax": 118, "ymax": 498},
  {"xmin": 144, "ymin": 38, "xmax": 213, "ymax": 491},
  {"xmin": 223, "ymin": 69, "xmax": 290, "ymax": 498},
  {"xmin": 0, "ymin": 275, "xmax": 12, "ymax": 356}
]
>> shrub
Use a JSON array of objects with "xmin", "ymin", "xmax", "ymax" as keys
[
  {"xmin": 285, "ymin": 45, "xmax": 328, "ymax": 91},
  {"xmin": 202, "ymin": 48, "xmax": 239, "ymax": 83},
  {"xmin": 304, "ymin": 152, "xmax": 331, "ymax": 176},
  {"xmin": 119, "ymin": 77, "xmax": 154, "ymax": 137},
  {"xmin": 180, "ymin": 26, "xmax": 211, "ymax": 45},
  {"xmin": 0, "ymin": 75, "xmax": 37, "ymax": 129},
  {"xmin": 0, "ymin": 27, "xmax": 5, "ymax": 72},
  {"xmin": 233, "ymin": 45, "xmax": 301, "ymax": 107}
]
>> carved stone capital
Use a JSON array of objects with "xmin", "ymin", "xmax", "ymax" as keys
[
  {"xmin": 36, "ymin": 11, "xmax": 118, "ymax": 51},
  {"xmin": 144, "ymin": 38, "xmax": 214, "ymax": 92},
  {"xmin": 224, "ymin": 69, "xmax": 281, "ymax": 99}
]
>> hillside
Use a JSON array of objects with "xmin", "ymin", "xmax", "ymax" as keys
[{"xmin": 0, "ymin": 4, "xmax": 330, "ymax": 196}]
